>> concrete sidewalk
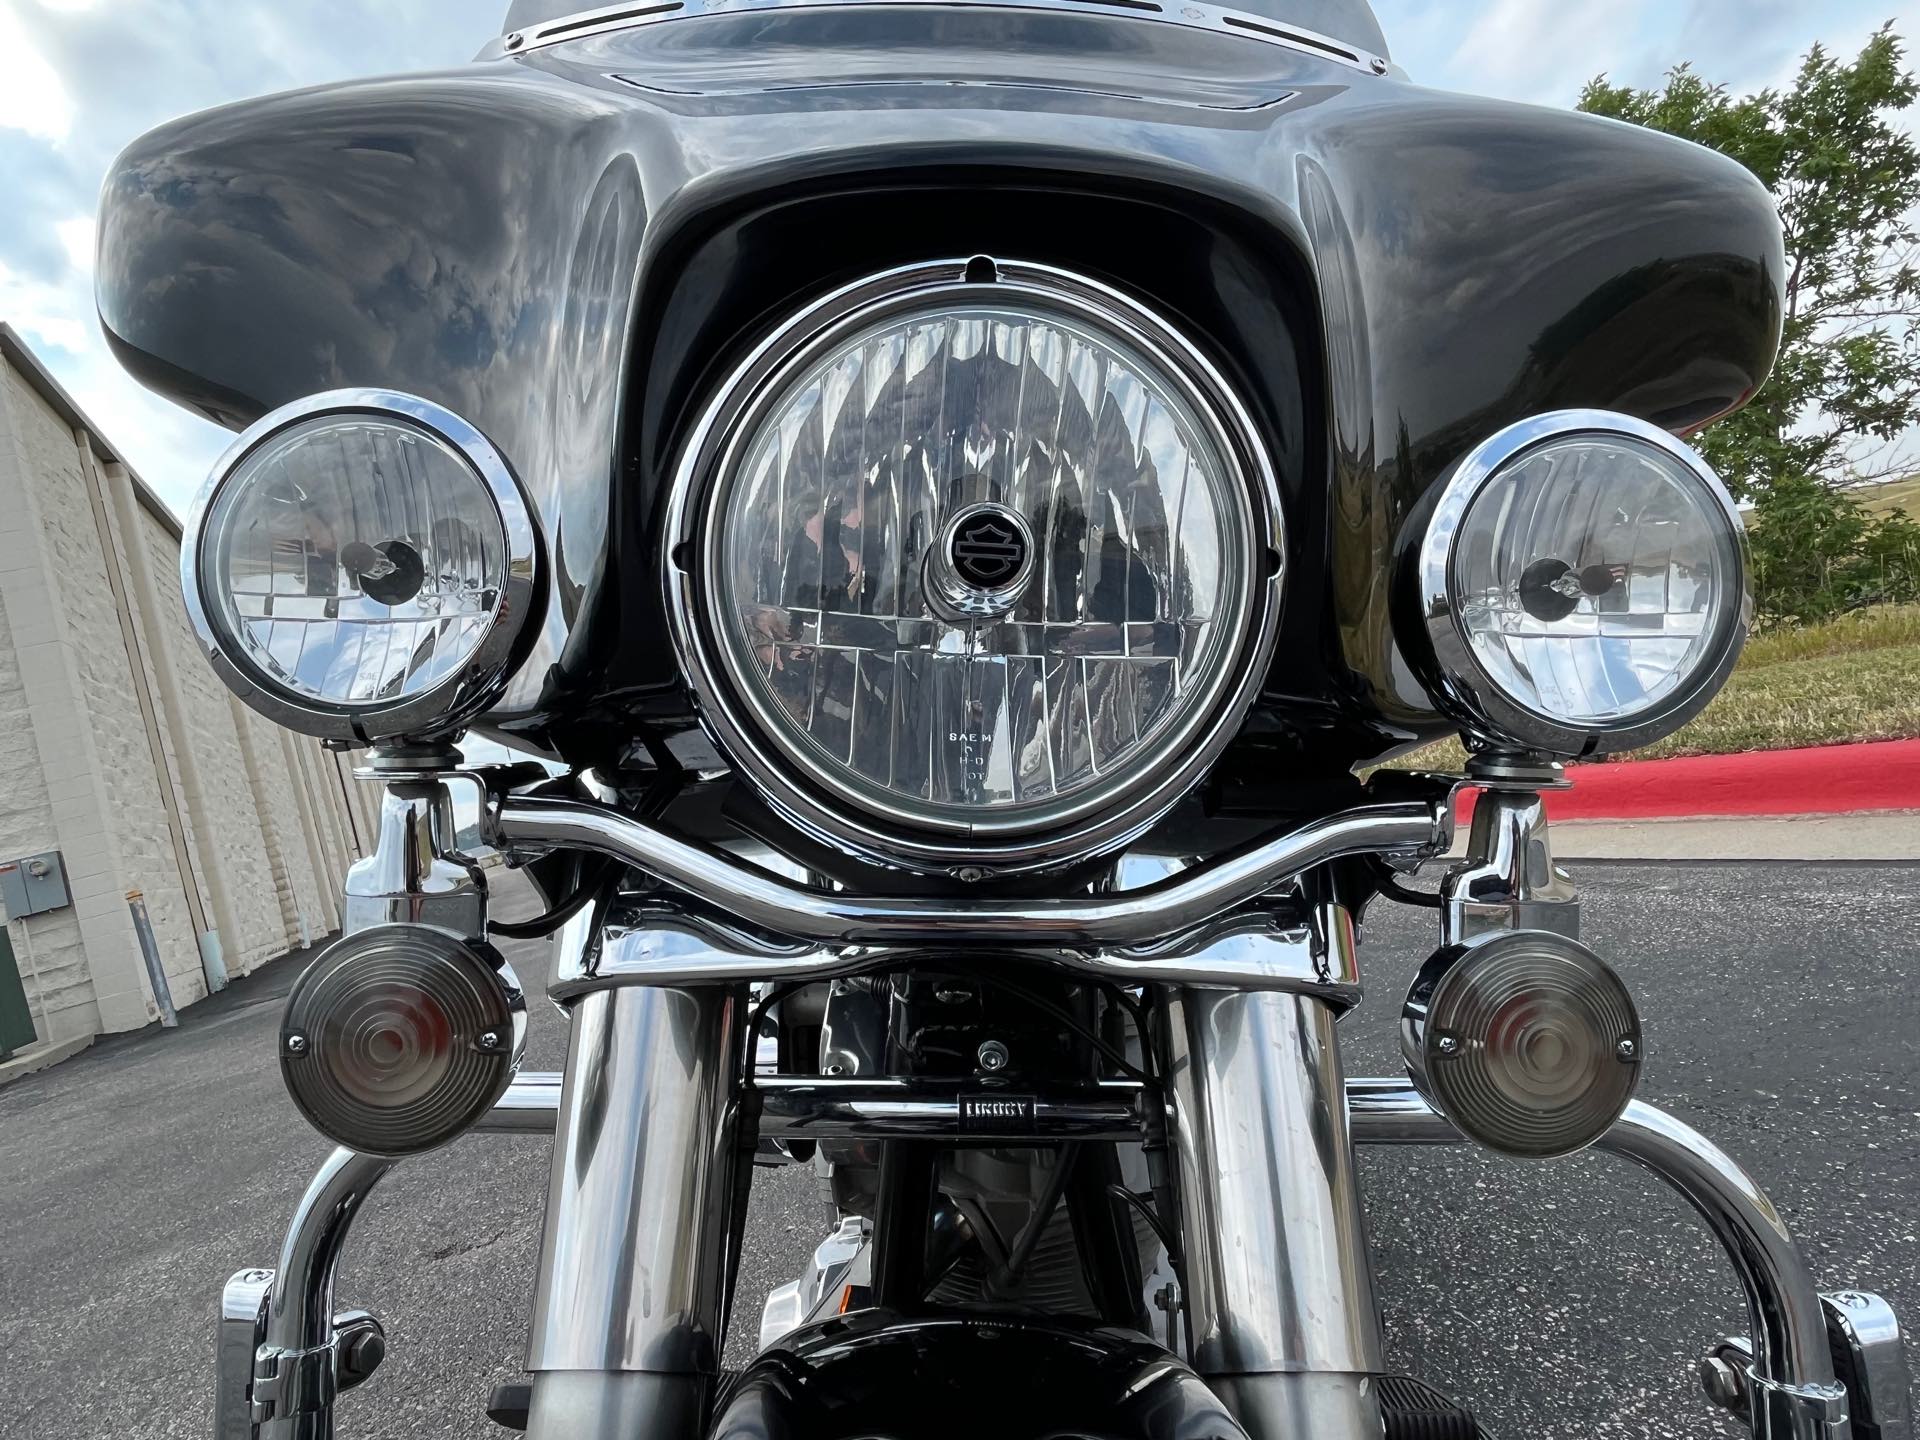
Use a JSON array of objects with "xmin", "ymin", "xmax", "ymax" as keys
[{"xmin": 1551, "ymin": 811, "xmax": 1918, "ymax": 861}]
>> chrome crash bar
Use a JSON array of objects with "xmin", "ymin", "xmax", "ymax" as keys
[
  {"xmin": 224, "ymin": 1076, "xmax": 1871, "ymax": 1440},
  {"xmin": 1348, "ymin": 1081, "xmax": 1853, "ymax": 1440},
  {"xmin": 489, "ymin": 795, "xmax": 1447, "ymax": 950}
]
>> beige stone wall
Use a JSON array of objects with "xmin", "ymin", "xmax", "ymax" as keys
[{"xmin": 0, "ymin": 333, "xmax": 372, "ymax": 1048}]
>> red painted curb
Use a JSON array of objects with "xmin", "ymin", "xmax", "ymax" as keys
[{"xmin": 1486, "ymin": 739, "xmax": 1920, "ymax": 821}]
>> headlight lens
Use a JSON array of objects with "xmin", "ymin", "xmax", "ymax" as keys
[
  {"xmin": 670, "ymin": 260, "xmax": 1281, "ymax": 870},
  {"xmin": 1416, "ymin": 412, "xmax": 1748, "ymax": 755},
  {"xmin": 184, "ymin": 392, "xmax": 540, "ymax": 742}
]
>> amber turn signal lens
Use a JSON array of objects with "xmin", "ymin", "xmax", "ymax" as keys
[
  {"xmin": 280, "ymin": 925, "xmax": 524, "ymax": 1158},
  {"xmin": 1402, "ymin": 930, "xmax": 1640, "ymax": 1159}
]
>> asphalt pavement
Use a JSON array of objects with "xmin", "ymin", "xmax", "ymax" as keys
[{"xmin": 2, "ymin": 860, "xmax": 1916, "ymax": 1438}]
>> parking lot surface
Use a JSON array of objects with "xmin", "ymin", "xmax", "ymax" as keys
[{"xmin": 2, "ymin": 861, "xmax": 1915, "ymax": 1437}]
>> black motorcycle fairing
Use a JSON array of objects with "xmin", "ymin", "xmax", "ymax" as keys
[
  {"xmin": 97, "ymin": 5, "xmax": 1783, "ymax": 777},
  {"xmin": 708, "ymin": 1312, "xmax": 1250, "ymax": 1440}
]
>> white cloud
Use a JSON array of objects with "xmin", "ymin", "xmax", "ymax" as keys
[
  {"xmin": 0, "ymin": 3, "xmax": 75, "ymax": 141},
  {"xmin": 53, "ymin": 216, "xmax": 92, "ymax": 272},
  {"xmin": 0, "ymin": 258, "xmax": 88, "ymax": 352},
  {"xmin": 1443, "ymin": 0, "xmax": 1651, "ymax": 105}
]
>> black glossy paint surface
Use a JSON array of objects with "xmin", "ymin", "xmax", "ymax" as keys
[
  {"xmin": 97, "ymin": 6, "xmax": 1783, "ymax": 789},
  {"xmin": 708, "ymin": 1311, "xmax": 1250, "ymax": 1439}
]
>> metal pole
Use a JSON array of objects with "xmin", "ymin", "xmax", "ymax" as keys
[
  {"xmin": 126, "ymin": 889, "xmax": 178, "ymax": 1028},
  {"xmin": 87, "ymin": 446, "xmax": 234, "ymax": 992}
]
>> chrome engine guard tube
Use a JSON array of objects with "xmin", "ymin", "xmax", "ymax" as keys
[
  {"xmin": 1349, "ymin": 1081, "xmax": 1850, "ymax": 1440},
  {"xmin": 1164, "ymin": 989, "xmax": 1386, "ymax": 1440},
  {"xmin": 252, "ymin": 1149, "xmax": 395, "ymax": 1439},
  {"xmin": 490, "ymin": 796, "xmax": 1447, "ymax": 949},
  {"xmin": 239, "ymin": 1076, "xmax": 1854, "ymax": 1440}
]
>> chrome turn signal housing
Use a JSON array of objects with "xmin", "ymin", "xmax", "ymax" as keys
[
  {"xmin": 1402, "ymin": 930, "xmax": 1640, "ymax": 1159},
  {"xmin": 281, "ymin": 925, "xmax": 526, "ymax": 1158}
]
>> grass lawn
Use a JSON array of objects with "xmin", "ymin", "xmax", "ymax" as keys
[{"xmin": 1386, "ymin": 605, "xmax": 1920, "ymax": 770}]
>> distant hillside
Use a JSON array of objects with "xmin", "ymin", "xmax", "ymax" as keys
[{"xmin": 1852, "ymin": 475, "xmax": 1920, "ymax": 516}]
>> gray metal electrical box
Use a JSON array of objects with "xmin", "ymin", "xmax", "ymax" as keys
[{"xmin": 0, "ymin": 851, "xmax": 71, "ymax": 920}]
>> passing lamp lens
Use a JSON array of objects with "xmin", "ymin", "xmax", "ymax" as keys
[
  {"xmin": 1402, "ymin": 930, "xmax": 1641, "ymax": 1159},
  {"xmin": 185, "ymin": 392, "xmax": 540, "ymax": 742},
  {"xmin": 281, "ymin": 925, "xmax": 524, "ymax": 1158},
  {"xmin": 1416, "ymin": 412, "xmax": 1748, "ymax": 756}
]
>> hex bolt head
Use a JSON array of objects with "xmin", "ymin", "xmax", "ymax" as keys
[
  {"xmin": 977, "ymin": 1040, "xmax": 1011, "ymax": 1073},
  {"xmin": 340, "ymin": 1327, "xmax": 387, "ymax": 1383},
  {"xmin": 1699, "ymin": 1355, "xmax": 1746, "ymax": 1414},
  {"xmin": 285, "ymin": 1033, "xmax": 309, "ymax": 1056}
]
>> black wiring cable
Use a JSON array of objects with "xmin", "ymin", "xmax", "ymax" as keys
[
  {"xmin": 488, "ymin": 855, "xmax": 622, "ymax": 939},
  {"xmin": 991, "ymin": 1145, "xmax": 1081, "ymax": 1293},
  {"xmin": 1369, "ymin": 856, "xmax": 1443, "ymax": 910},
  {"xmin": 1106, "ymin": 985, "xmax": 1157, "ymax": 1079},
  {"xmin": 742, "ymin": 981, "xmax": 807, "ymax": 1091},
  {"xmin": 492, "ymin": 768, "xmax": 682, "ymax": 942},
  {"xmin": 1105, "ymin": 1182, "xmax": 1181, "ymax": 1266},
  {"xmin": 983, "ymin": 973, "xmax": 1154, "ymax": 1086}
]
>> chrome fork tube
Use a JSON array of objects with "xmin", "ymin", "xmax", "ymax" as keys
[
  {"xmin": 525, "ymin": 983, "xmax": 744, "ymax": 1440},
  {"xmin": 1164, "ymin": 978, "xmax": 1386, "ymax": 1440}
]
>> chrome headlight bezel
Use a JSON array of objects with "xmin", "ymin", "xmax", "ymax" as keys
[
  {"xmin": 182, "ymin": 389, "xmax": 542, "ymax": 744},
  {"xmin": 663, "ymin": 257, "xmax": 1286, "ymax": 873},
  {"xmin": 1414, "ymin": 409, "xmax": 1751, "ymax": 758}
]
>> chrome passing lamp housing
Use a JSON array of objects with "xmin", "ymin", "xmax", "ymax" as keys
[
  {"xmin": 1411, "ymin": 411, "xmax": 1749, "ymax": 757},
  {"xmin": 281, "ymin": 925, "xmax": 526, "ymax": 1158},
  {"xmin": 1403, "ymin": 930, "xmax": 1641, "ymax": 1159},
  {"xmin": 664, "ymin": 258, "xmax": 1285, "ymax": 872},
  {"xmin": 183, "ymin": 391, "xmax": 541, "ymax": 743}
]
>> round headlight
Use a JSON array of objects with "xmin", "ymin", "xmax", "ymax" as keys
[
  {"xmin": 666, "ymin": 259, "xmax": 1283, "ymax": 872},
  {"xmin": 183, "ymin": 391, "xmax": 540, "ymax": 742},
  {"xmin": 1414, "ymin": 411, "xmax": 1748, "ymax": 756}
]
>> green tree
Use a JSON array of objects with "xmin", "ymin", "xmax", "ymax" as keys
[
  {"xmin": 1746, "ymin": 474, "xmax": 1920, "ymax": 621},
  {"xmin": 1579, "ymin": 28, "xmax": 1920, "ymax": 500}
]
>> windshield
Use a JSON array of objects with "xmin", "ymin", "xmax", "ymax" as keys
[{"xmin": 500, "ymin": 0, "xmax": 1389, "ymax": 56}]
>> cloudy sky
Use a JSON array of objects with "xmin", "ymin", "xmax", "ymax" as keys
[{"xmin": 2, "ymin": 0, "xmax": 1914, "ymax": 512}]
